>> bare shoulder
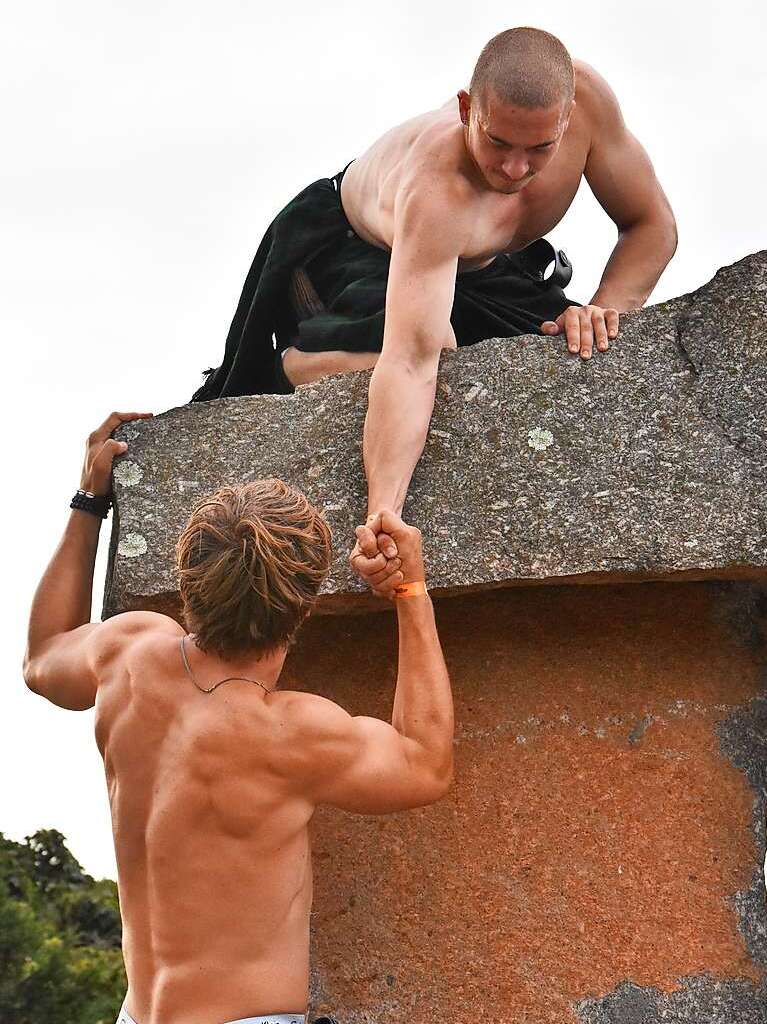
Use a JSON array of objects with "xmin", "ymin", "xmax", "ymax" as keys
[
  {"xmin": 91, "ymin": 610, "xmax": 182, "ymax": 665},
  {"xmin": 573, "ymin": 60, "xmax": 626, "ymax": 138},
  {"xmin": 394, "ymin": 161, "xmax": 477, "ymax": 253},
  {"xmin": 97, "ymin": 609, "xmax": 181, "ymax": 642},
  {"xmin": 574, "ymin": 60, "xmax": 620, "ymax": 104},
  {"xmin": 100, "ymin": 609, "xmax": 181, "ymax": 634},
  {"xmin": 264, "ymin": 690, "xmax": 360, "ymax": 792},
  {"xmin": 274, "ymin": 689, "xmax": 353, "ymax": 742}
]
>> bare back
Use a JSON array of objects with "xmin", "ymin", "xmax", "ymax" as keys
[
  {"xmin": 94, "ymin": 622, "xmax": 315, "ymax": 1024},
  {"xmin": 340, "ymin": 65, "xmax": 594, "ymax": 272}
]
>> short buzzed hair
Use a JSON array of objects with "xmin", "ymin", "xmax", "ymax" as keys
[
  {"xmin": 176, "ymin": 479, "xmax": 332, "ymax": 659},
  {"xmin": 470, "ymin": 27, "xmax": 574, "ymax": 111}
]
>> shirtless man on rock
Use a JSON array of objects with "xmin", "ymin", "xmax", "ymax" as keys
[
  {"xmin": 192, "ymin": 27, "xmax": 677, "ymax": 597},
  {"xmin": 24, "ymin": 413, "xmax": 453, "ymax": 1024}
]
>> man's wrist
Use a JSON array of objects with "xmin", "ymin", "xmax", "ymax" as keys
[
  {"xmin": 393, "ymin": 580, "xmax": 428, "ymax": 599},
  {"xmin": 367, "ymin": 492, "xmax": 406, "ymax": 520},
  {"xmin": 70, "ymin": 489, "xmax": 112, "ymax": 519},
  {"xmin": 79, "ymin": 478, "xmax": 112, "ymax": 498},
  {"xmin": 588, "ymin": 291, "xmax": 639, "ymax": 313}
]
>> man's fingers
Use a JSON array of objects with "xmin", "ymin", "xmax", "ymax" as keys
[
  {"xmin": 565, "ymin": 312, "xmax": 581, "ymax": 354},
  {"xmin": 89, "ymin": 438, "xmax": 128, "ymax": 471},
  {"xmin": 367, "ymin": 558, "xmax": 402, "ymax": 587},
  {"xmin": 102, "ymin": 438, "xmax": 129, "ymax": 457},
  {"xmin": 377, "ymin": 508, "xmax": 411, "ymax": 540},
  {"xmin": 541, "ymin": 320, "xmax": 562, "ymax": 335},
  {"xmin": 558, "ymin": 306, "xmax": 618, "ymax": 358},
  {"xmin": 594, "ymin": 315, "xmax": 609, "ymax": 352},
  {"xmin": 376, "ymin": 530, "xmax": 398, "ymax": 559},
  {"xmin": 372, "ymin": 570, "xmax": 405, "ymax": 600},
  {"xmin": 579, "ymin": 309, "xmax": 594, "ymax": 360},
  {"xmin": 355, "ymin": 523, "xmax": 380, "ymax": 558},
  {"xmin": 364, "ymin": 511, "xmax": 383, "ymax": 534},
  {"xmin": 573, "ymin": 307, "xmax": 589, "ymax": 360},
  {"xmin": 605, "ymin": 308, "xmax": 620, "ymax": 339},
  {"xmin": 92, "ymin": 411, "xmax": 153, "ymax": 442},
  {"xmin": 350, "ymin": 549, "xmax": 388, "ymax": 575}
]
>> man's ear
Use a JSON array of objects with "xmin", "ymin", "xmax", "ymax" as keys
[
  {"xmin": 562, "ymin": 98, "xmax": 576, "ymax": 132},
  {"xmin": 457, "ymin": 89, "xmax": 471, "ymax": 127}
]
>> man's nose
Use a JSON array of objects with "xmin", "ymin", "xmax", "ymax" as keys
[{"xmin": 501, "ymin": 154, "xmax": 529, "ymax": 180}]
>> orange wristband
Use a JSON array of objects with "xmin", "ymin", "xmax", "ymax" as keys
[{"xmin": 392, "ymin": 580, "xmax": 428, "ymax": 599}]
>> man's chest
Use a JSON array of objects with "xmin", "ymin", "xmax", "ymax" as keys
[{"xmin": 469, "ymin": 155, "xmax": 588, "ymax": 259}]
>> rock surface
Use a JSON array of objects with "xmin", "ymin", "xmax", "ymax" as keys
[
  {"xmin": 103, "ymin": 252, "xmax": 767, "ymax": 619},
  {"xmin": 295, "ymin": 580, "xmax": 767, "ymax": 1022}
]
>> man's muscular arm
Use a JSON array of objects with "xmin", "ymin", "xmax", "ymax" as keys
[
  {"xmin": 23, "ymin": 412, "xmax": 152, "ymax": 709},
  {"xmin": 290, "ymin": 513, "xmax": 454, "ymax": 813},
  {"xmin": 362, "ymin": 185, "xmax": 469, "ymax": 518},
  {"xmin": 582, "ymin": 64, "xmax": 677, "ymax": 308},
  {"xmin": 542, "ymin": 64, "xmax": 677, "ymax": 358}
]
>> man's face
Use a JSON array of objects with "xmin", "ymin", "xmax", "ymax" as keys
[{"xmin": 460, "ymin": 88, "xmax": 570, "ymax": 195}]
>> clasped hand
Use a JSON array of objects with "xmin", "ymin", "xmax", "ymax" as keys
[{"xmin": 349, "ymin": 511, "xmax": 423, "ymax": 599}]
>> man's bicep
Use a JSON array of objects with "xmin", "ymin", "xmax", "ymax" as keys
[
  {"xmin": 24, "ymin": 611, "xmax": 168, "ymax": 711},
  {"xmin": 300, "ymin": 700, "xmax": 442, "ymax": 814},
  {"xmin": 381, "ymin": 194, "xmax": 463, "ymax": 357},
  {"xmin": 582, "ymin": 67, "xmax": 673, "ymax": 230},
  {"xmin": 24, "ymin": 623, "xmax": 103, "ymax": 710}
]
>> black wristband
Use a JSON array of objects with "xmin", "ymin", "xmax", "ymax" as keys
[{"xmin": 70, "ymin": 489, "xmax": 112, "ymax": 519}]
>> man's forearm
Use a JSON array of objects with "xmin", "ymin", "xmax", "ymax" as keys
[
  {"xmin": 363, "ymin": 350, "xmax": 440, "ymax": 516},
  {"xmin": 392, "ymin": 595, "xmax": 454, "ymax": 780},
  {"xmin": 26, "ymin": 510, "xmax": 101, "ymax": 662},
  {"xmin": 590, "ymin": 215, "xmax": 678, "ymax": 311}
]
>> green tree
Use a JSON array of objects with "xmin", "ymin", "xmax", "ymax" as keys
[{"xmin": 0, "ymin": 830, "xmax": 125, "ymax": 1024}]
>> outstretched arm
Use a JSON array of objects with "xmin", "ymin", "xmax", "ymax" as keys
[
  {"xmin": 542, "ymin": 63, "xmax": 678, "ymax": 358},
  {"xmin": 23, "ymin": 411, "xmax": 151, "ymax": 709},
  {"xmin": 363, "ymin": 186, "xmax": 467, "ymax": 518}
]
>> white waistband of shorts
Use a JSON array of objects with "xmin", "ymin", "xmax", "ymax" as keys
[
  {"xmin": 227, "ymin": 1017, "xmax": 306, "ymax": 1024},
  {"xmin": 118, "ymin": 1006, "xmax": 306, "ymax": 1024}
]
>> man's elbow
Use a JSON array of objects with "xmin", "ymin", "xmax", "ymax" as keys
[
  {"xmin": 432, "ymin": 760, "xmax": 455, "ymax": 800},
  {"xmin": 23, "ymin": 652, "xmax": 42, "ymax": 695},
  {"xmin": 419, "ymin": 768, "xmax": 453, "ymax": 806},
  {"xmin": 660, "ymin": 206, "xmax": 678, "ymax": 263},
  {"xmin": 669, "ymin": 219, "xmax": 679, "ymax": 261},
  {"xmin": 630, "ymin": 203, "xmax": 678, "ymax": 262},
  {"xmin": 420, "ymin": 748, "xmax": 455, "ymax": 803},
  {"xmin": 379, "ymin": 326, "xmax": 450, "ymax": 379},
  {"xmin": 21, "ymin": 655, "xmax": 95, "ymax": 711}
]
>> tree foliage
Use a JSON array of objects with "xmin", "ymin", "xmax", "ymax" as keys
[{"xmin": 0, "ymin": 829, "xmax": 125, "ymax": 1024}]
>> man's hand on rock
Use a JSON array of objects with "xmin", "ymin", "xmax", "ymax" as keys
[
  {"xmin": 80, "ymin": 411, "xmax": 153, "ymax": 496},
  {"xmin": 541, "ymin": 304, "xmax": 619, "ymax": 360},
  {"xmin": 350, "ymin": 510, "xmax": 424, "ymax": 600}
]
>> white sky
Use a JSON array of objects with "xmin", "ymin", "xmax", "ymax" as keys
[{"xmin": 1, "ymin": 1, "xmax": 765, "ymax": 880}]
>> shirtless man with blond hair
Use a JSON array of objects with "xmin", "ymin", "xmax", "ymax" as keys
[
  {"xmin": 24, "ymin": 412, "xmax": 453, "ymax": 1024},
  {"xmin": 192, "ymin": 27, "xmax": 677, "ymax": 595}
]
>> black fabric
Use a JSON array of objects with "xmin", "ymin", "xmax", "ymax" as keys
[
  {"xmin": 191, "ymin": 164, "xmax": 579, "ymax": 401},
  {"xmin": 272, "ymin": 349, "xmax": 296, "ymax": 395}
]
